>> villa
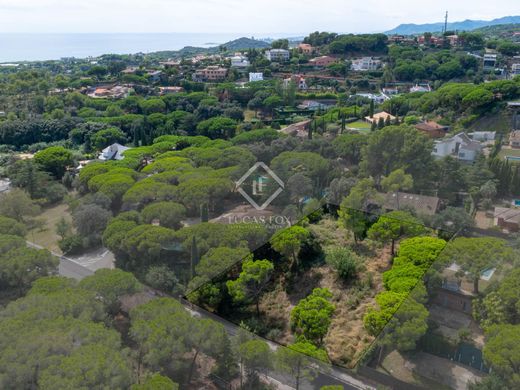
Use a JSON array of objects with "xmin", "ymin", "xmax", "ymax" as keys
[
  {"xmin": 493, "ymin": 207, "xmax": 520, "ymax": 232},
  {"xmin": 364, "ymin": 111, "xmax": 395, "ymax": 124},
  {"xmin": 230, "ymin": 55, "xmax": 250, "ymax": 68},
  {"xmin": 249, "ymin": 72, "xmax": 264, "ymax": 82},
  {"xmin": 298, "ymin": 43, "xmax": 313, "ymax": 54},
  {"xmin": 192, "ymin": 66, "xmax": 228, "ymax": 82},
  {"xmin": 509, "ymin": 130, "xmax": 520, "ymax": 148},
  {"xmin": 265, "ymin": 49, "xmax": 290, "ymax": 62},
  {"xmin": 98, "ymin": 143, "xmax": 131, "ymax": 161},
  {"xmin": 432, "ymin": 132, "xmax": 482, "ymax": 162},
  {"xmin": 415, "ymin": 120, "xmax": 449, "ymax": 138},
  {"xmin": 351, "ymin": 57, "xmax": 381, "ymax": 71},
  {"xmin": 309, "ymin": 56, "xmax": 337, "ymax": 67}
]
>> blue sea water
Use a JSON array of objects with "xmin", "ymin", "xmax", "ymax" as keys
[{"xmin": 0, "ymin": 33, "xmax": 286, "ymax": 62}]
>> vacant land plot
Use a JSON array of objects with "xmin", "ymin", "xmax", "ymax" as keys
[{"xmin": 28, "ymin": 202, "xmax": 72, "ymax": 254}]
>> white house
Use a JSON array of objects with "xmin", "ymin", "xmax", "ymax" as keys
[
  {"xmin": 230, "ymin": 55, "xmax": 250, "ymax": 68},
  {"xmin": 511, "ymin": 63, "xmax": 520, "ymax": 76},
  {"xmin": 432, "ymin": 132, "xmax": 482, "ymax": 162},
  {"xmin": 483, "ymin": 54, "xmax": 497, "ymax": 70},
  {"xmin": 352, "ymin": 93, "xmax": 388, "ymax": 104},
  {"xmin": 351, "ymin": 57, "xmax": 381, "ymax": 71},
  {"xmin": 410, "ymin": 84, "xmax": 431, "ymax": 93},
  {"xmin": 249, "ymin": 72, "xmax": 264, "ymax": 82},
  {"xmin": 266, "ymin": 49, "xmax": 290, "ymax": 62},
  {"xmin": 0, "ymin": 179, "xmax": 11, "ymax": 193},
  {"xmin": 99, "ymin": 143, "xmax": 131, "ymax": 161}
]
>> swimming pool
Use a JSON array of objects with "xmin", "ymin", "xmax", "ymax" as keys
[{"xmin": 481, "ymin": 267, "xmax": 496, "ymax": 281}]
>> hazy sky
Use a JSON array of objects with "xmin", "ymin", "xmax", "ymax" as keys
[{"xmin": 0, "ymin": 0, "xmax": 519, "ymax": 34}]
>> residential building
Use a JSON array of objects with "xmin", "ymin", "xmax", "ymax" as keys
[
  {"xmin": 309, "ymin": 56, "xmax": 337, "ymax": 67},
  {"xmin": 383, "ymin": 191, "xmax": 441, "ymax": 216},
  {"xmin": 147, "ymin": 70, "xmax": 163, "ymax": 82},
  {"xmin": 510, "ymin": 130, "xmax": 520, "ymax": 148},
  {"xmin": 230, "ymin": 55, "xmax": 250, "ymax": 68},
  {"xmin": 297, "ymin": 100, "xmax": 333, "ymax": 111},
  {"xmin": 511, "ymin": 63, "xmax": 520, "ymax": 75},
  {"xmin": 279, "ymin": 120, "xmax": 311, "ymax": 138},
  {"xmin": 446, "ymin": 34, "xmax": 459, "ymax": 46},
  {"xmin": 432, "ymin": 132, "xmax": 482, "ymax": 162},
  {"xmin": 493, "ymin": 207, "xmax": 520, "ymax": 232},
  {"xmin": 387, "ymin": 35, "xmax": 406, "ymax": 43},
  {"xmin": 364, "ymin": 111, "xmax": 396, "ymax": 124},
  {"xmin": 0, "ymin": 179, "xmax": 11, "ymax": 193},
  {"xmin": 249, "ymin": 72, "xmax": 264, "ymax": 82},
  {"xmin": 266, "ymin": 49, "xmax": 290, "ymax": 62},
  {"xmin": 121, "ymin": 66, "xmax": 139, "ymax": 75},
  {"xmin": 298, "ymin": 43, "xmax": 313, "ymax": 54},
  {"xmin": 284, "ymin": 75, "xmax": 307, "ymax": 90},
  {"xmin": 351, "ymin": 57, "xmax": 382, "ymax": 71},
  {"xmin": 98, "ymin": 143, "xmax": 131, "ymax": 161},
  {"xmin": 159, "ymin": 86, "xmax": 184, "ymax": 95},
  {"xmin": 435, "ymin": 262, "xmax": 498, "ymax": 312},
  {"xmin": 192, "ymin": 66, "xmax": 228, "ymax": 82},
  {"xmin": 160, "ymin": 60, "xmax": 181, "ymax": 69},
  {"xmin": 87, "ymin": 85, "xmax": 131, "ymax": 99},
  {"xmin": 354, "ymin": 93, "xmax": 388, "ymax": 104},
  {"xmin": 381, "ymin": 87, "xmax": 399, "ymax": 96},
  {"xmin": 410, "ymin": 84, "xmax": 431, "ymax": 93},
  {"xmin": 415, "ymin": 120, "xmax": 449, "ymax": 138},
  {"xmin": 483, "ymin": 54, "xmax": 497, "ymax": 70}
]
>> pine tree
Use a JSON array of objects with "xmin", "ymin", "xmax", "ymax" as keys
[{"xmin": 369, "ymin": 99, "xmax": 375, "ymax": 118}]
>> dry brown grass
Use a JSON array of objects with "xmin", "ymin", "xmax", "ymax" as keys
[
  {"xmin": 27, "ymin": 202, "xmax": 73, "ymax": 254},
  {"xmin": 259, "ymin": 216, "xmax": 393, "ymax": 367}
]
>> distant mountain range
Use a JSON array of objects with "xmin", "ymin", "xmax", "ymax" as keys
[{"xmin": 385, "ymin": 15, "xmax": 520, "ymax": 35}]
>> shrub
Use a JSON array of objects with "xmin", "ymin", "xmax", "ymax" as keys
[{"xmin": 325, "ymin": 247, "xmax": 359, "ymax": 280}]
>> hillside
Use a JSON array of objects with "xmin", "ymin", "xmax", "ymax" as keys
[
  {"xmin": 151, "ymin": 37, "xmax": 270, "ymax": 59},
  {"xmin": 473, "ymin": 23, "xmax": 520, "ymax": 38},
  {"xmin": 385, "ymin": 15, "xmax": 520, "ymax": 35}
]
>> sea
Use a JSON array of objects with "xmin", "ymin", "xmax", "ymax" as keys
[{"xmin": 0, "ymin": 33, "xmax": 295, "ymax": 63}]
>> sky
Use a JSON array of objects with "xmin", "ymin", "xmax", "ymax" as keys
[{"xmin": 0, "ymin": 0, "xmax": 519, "ymax": 34}]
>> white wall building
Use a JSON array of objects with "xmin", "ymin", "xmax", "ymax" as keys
[
  {"xmin": 249, "ymin": 72, "xmax": 264, "ymax": 82},
  {"xmin": 432, "ymin": 132, "xmax": 482, "ymax": 162},
  {"xmin": 266, "ymin": 49, "xmax": 290, "ymax": 62},
  {"xmin": 351, "ymin": 57, "xmax": 381, "ymax": 71},
  {"xmin": 99, "ymin": 143, "xmax": 131, "ymax": 161},
  {"xmin": 230, "ymin": 55, "xmax": 250, "ymax": 68}
]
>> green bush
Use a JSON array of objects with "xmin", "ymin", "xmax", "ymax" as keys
[{"xmin": 325, "ymin": 247, "xmax": 359, "ymax": 280}]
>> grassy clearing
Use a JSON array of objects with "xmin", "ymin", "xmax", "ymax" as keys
[
  {"xmin": 347, "ymin": 120, "xmax": 371, "ymax": 130},
  {"xmin": 28, "ymin": 202, "xmax": 72, "ymax": 254},
  {"xmin": 244, "ymin": 109, "xmax": 258, "ymax": 122}
]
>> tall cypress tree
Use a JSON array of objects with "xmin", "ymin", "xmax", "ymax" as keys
[{"xmin": 190, "ymin": 236, "xmax": 199, "ymax": 279}]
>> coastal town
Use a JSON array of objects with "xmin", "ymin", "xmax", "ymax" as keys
[{"xmin": 0, "ymin": 11, "xmax": 520, "ymax": 390}]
